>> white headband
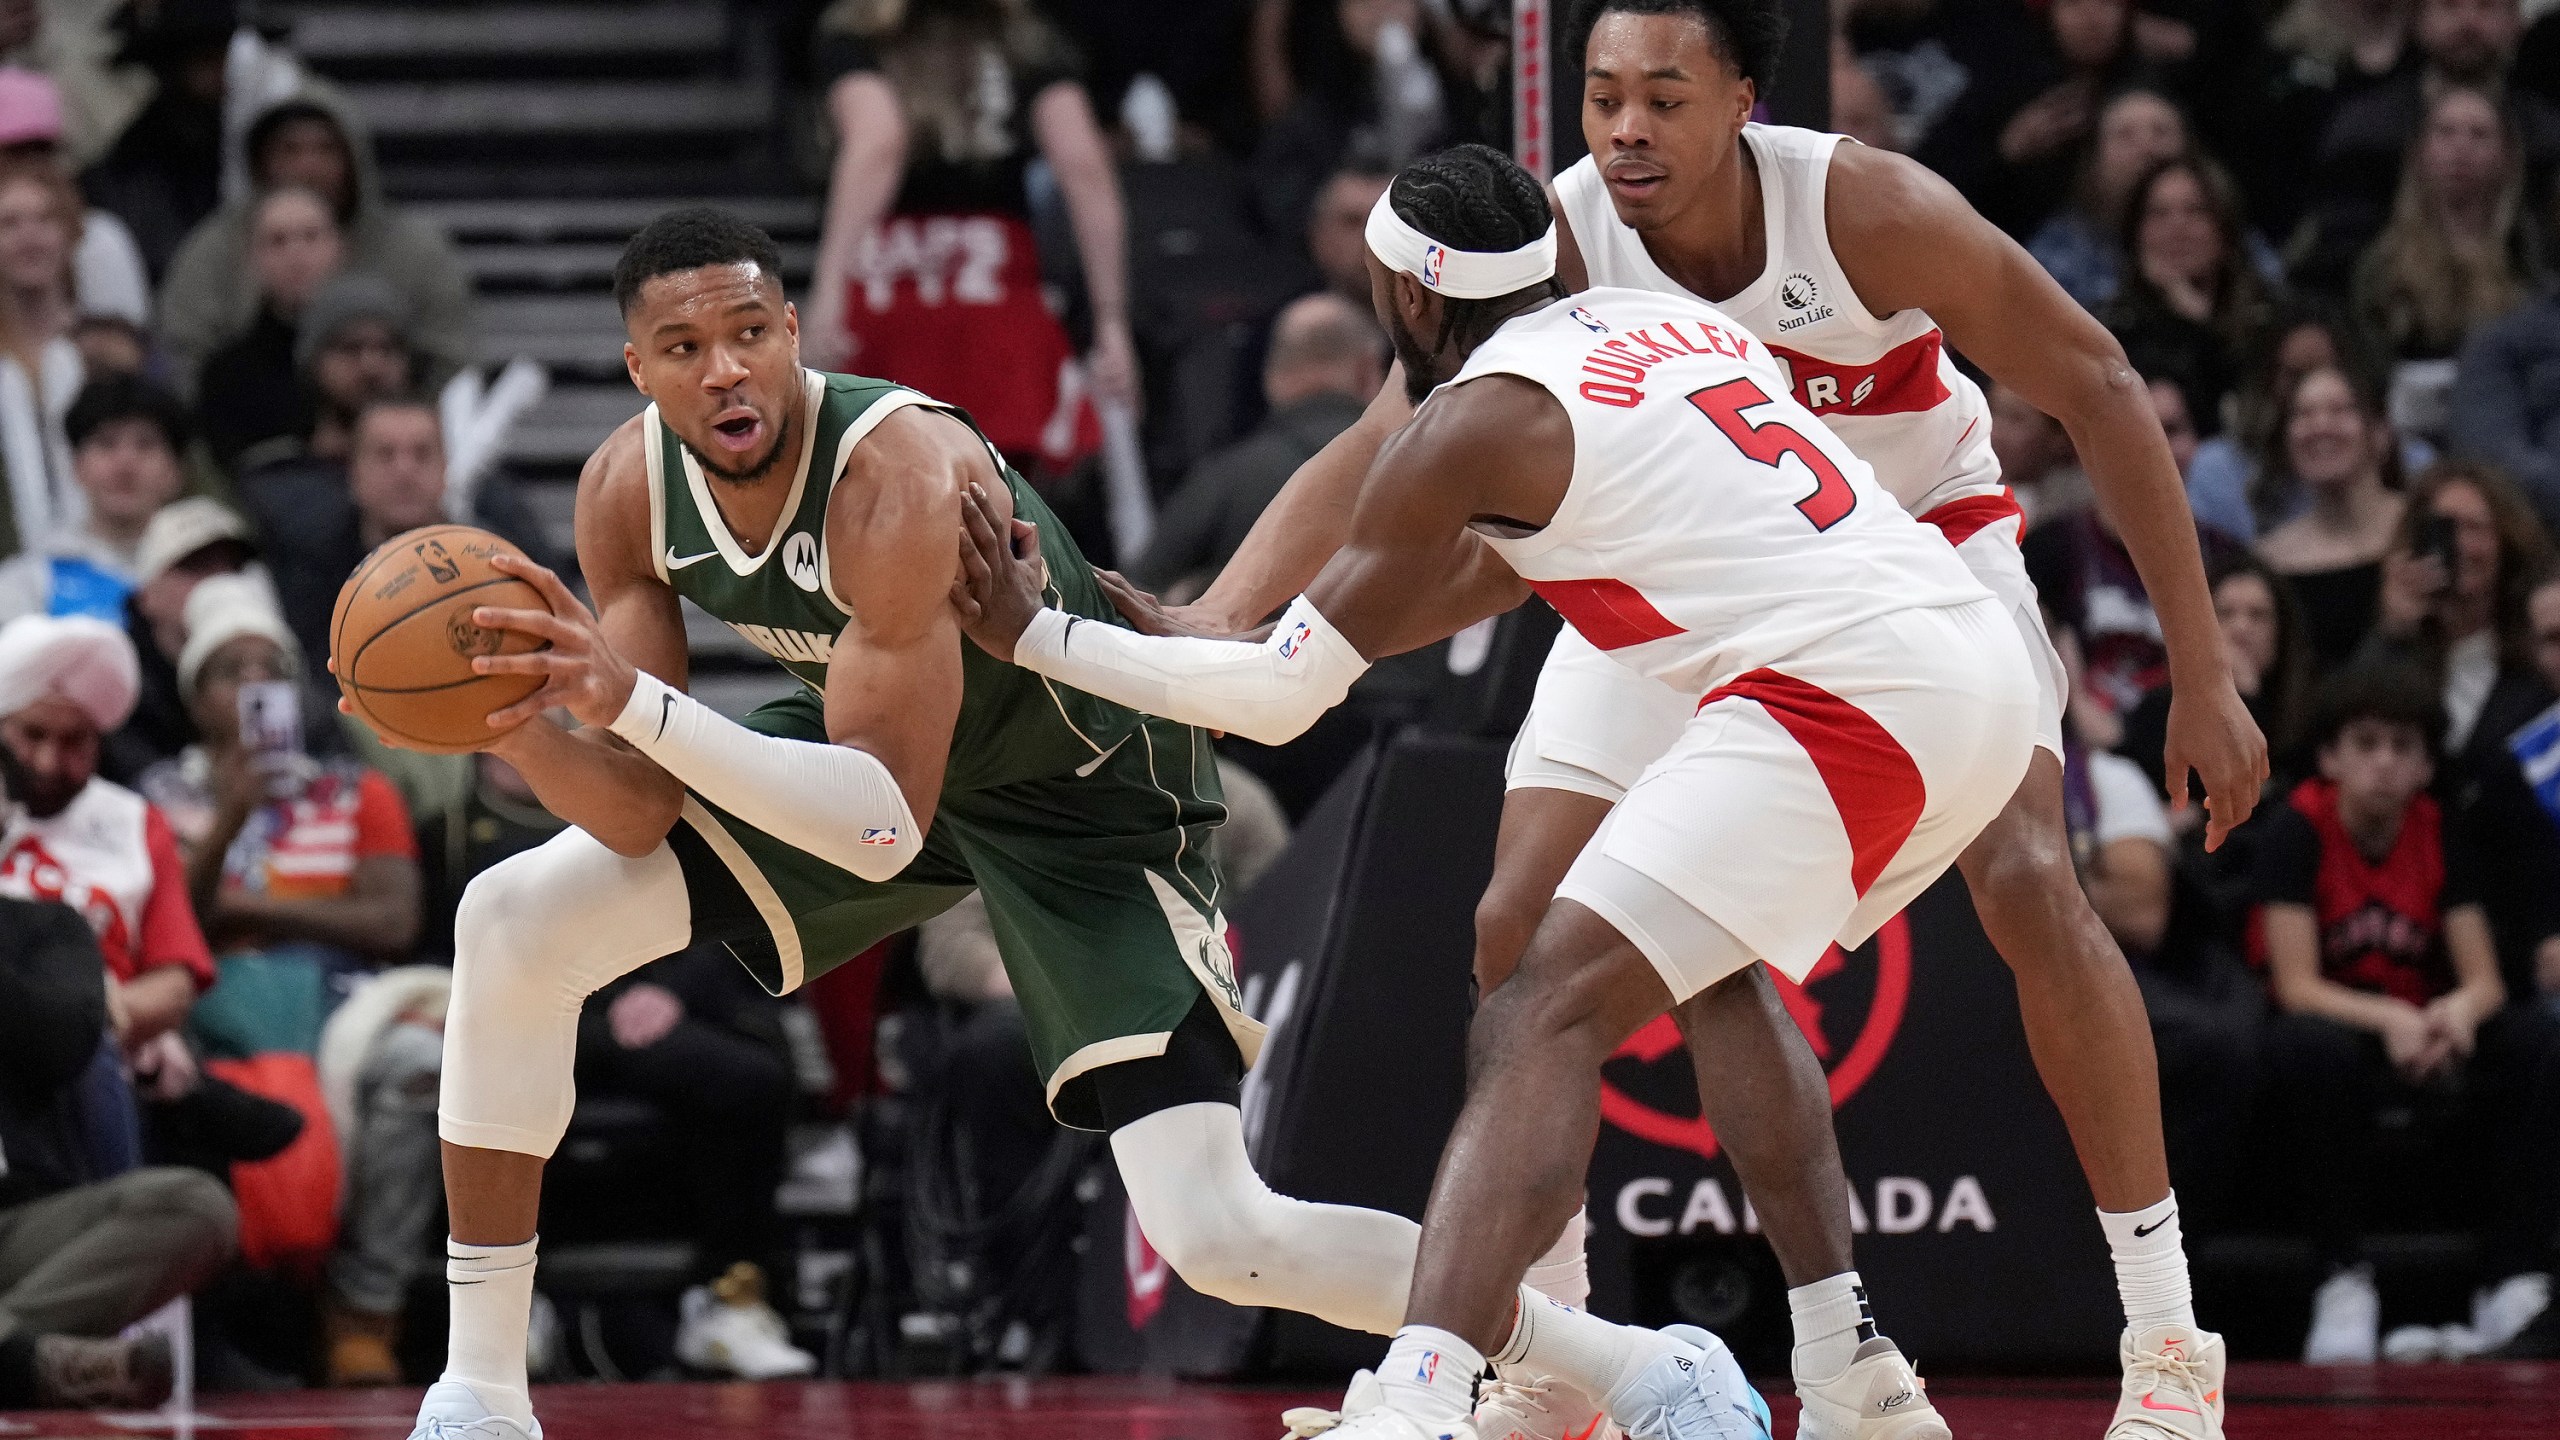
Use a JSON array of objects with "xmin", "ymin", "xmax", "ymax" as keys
[{"xmin": 1364, "ymin": 190, "xmax": 1557, "ymax": 300}]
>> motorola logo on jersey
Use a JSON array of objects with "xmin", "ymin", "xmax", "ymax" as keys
[
  {"xmin": 1599, "ymin": 913, "xmax": 1911, "ymax": 1163},
  {"xmin": 783, "ymin": 531, "xmax": 822, "ymax": 592}
]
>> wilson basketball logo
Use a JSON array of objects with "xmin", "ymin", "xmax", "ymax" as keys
[
  {"xmin": 445, "ymin": 611, "xmax": 504, "ymax": 658},
  {"xmin": 1599, "ymin": 913, "xmax": 1911, "ymax": 1161}
]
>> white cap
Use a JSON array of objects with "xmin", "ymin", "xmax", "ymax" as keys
[
  {"xmin": 1364, "ymin": 188, "xmax": 1557, "ymax": 300},
  {"xmin": 0, "ymin": 614, "xmax": 140, "ymax": 729},
  {"xmin": 134, "ymin": 497, "xmax": 254, "ymax": 587},
  {"xmin": 177, "ymin": 572, "xmax": 300, "ymax": 699}
]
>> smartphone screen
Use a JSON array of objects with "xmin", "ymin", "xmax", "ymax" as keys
[{"xmin": 238, "ymin": 680, "xmax": 304, "ymax": 758}]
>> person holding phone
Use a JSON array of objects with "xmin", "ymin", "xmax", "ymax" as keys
[{"xmin": 133, "ymin": 573, "xmax": 433, "ymax": 1385}]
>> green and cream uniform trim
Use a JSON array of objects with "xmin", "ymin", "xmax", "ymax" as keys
[{"xmin": 641, "ymin": 369, "xmax": 1258, "ymax": 1128}]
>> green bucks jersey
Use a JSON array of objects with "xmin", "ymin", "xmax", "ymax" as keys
[{"xmin": 644, "ymin": 369, "xmax": 1139, "ymax": 793}]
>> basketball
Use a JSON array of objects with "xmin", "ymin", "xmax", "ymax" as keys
[{"xmin": 330, "ymin": 524, "xmax": 552, "ymax": 754}]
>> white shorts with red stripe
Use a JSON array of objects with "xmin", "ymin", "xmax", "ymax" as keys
[
  {"xmin": 1553, "ymin": 597, "xmax": 2037, "ymax": 996},
  {"xmin": 1504, "ymin": 488, "xmax": 2065, "ymax": 804}
]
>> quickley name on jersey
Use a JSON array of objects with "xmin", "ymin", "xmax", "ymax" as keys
[{"xmin": 646, "ymin": 369, "xmax": 1140, "ymax": 793}]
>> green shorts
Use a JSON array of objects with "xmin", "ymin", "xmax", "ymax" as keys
[{"xmin": 664, "ymin": 690, "xmax": 1261, "ymax": 1129}]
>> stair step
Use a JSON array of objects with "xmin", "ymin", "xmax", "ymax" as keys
[
  {"xmin": 462, "ymin": 239, "xmax": 812, "ymax": 290},
  {"xmin": 340, "ymin": 80, "xmax": 773, "ymax": 140},
  {"xmin": 507, "ymin": 384, "xmax": 647, "ymax": 467},
  {"xmin": 416, "ymin": 196, "xmax": 820, "ymax": 244},
  {"xmin": 283, "ymin": 3, "xmax": 729, "ymax": 65}
]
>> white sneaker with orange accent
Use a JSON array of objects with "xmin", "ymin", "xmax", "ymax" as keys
[
  {"xmin": 1471, "ymin": 1374, "xmax": 1624, "ymax": 1440},
  {"xmin": 2106, "ymin": 1325, "xmax": 2226, "ymax": 1440},
  {"xmin": 1790, "ymin": 1337, "xmax": 1950, "ymax": 1440}
]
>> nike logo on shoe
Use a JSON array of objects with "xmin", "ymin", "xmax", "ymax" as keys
[
  {"xmin": 2139, "ymin": 1394, "xmax": 2201, "ymax": 1416},
  {"xmin": 1561, "ymin": 1417, "xmax": 1603, "ymax": 1440},
  {"xmin": 666, "ymin": 548, "xmax": 720, "ymax": 571},
  {"xmin": 2133, "ymin": 1211, "xmax": 2177, "ymax": 1238}
]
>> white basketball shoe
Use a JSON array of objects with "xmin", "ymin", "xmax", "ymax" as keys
[
  {"xmin": 408, "ymin": 1380, "xmax": 542, "ymax": 1440},
  {"xmin": 1278, "ymin": 1370, "xmax": 1478, "ymax": 1440},
  {"xmin": 2105, "ymin": 1325, "xmax": 2225, "ymax": 1440},
  {"xmin": 1790, "ymin": 1336, "xmax": 1950, "ymax": 1440},
  {"xmin": 1472, "ymin": 1373, "xmax": 1624, "ymax": 1440}
]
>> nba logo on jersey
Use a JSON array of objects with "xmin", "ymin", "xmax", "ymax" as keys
[
  {"xmin": 1569, "ymin": 306, "xmax": 1609, "ymax": 333},
  {"xmin": 1421, "ymin": 244, "xmax": 1445, "ymax": 288},
  {"xmin": 860, "ymin": 826, "xmax": 899, "ymax": 845},
  {"xmin": 1277, "ymin": 620, "xmax": 1312, "ymax": 659}
]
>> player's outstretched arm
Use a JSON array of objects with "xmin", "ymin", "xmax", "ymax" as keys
[
  {"xmin": 955, "ymin": 375, "xmax": 1545, "ymax": 745},
  {"xmin": 471, "ymin": 421, "xmax": 693, "ymax": 857},
  {"xmin": 597, "ymin": 408, "xmax": 970, "ymax": 882},
  {"xmin": 1829, "ymin": 145, "xmax": 2267, "ymax": 849},
  {"xmin": 1175, "ymin": 363, "xmax": 1415, "ymax": 632}
]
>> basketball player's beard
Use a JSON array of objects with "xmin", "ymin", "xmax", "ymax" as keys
[
  {"xmin": 1386, "ymin": 312, "xmax": 1443, "ymax": 405},
  {"xmin": 685, "ymin": 410, "xmax": 795, "ymax": 486}
]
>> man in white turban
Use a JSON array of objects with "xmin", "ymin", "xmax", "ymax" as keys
[{"xmin": 0, "ymin": 614, "xmax": 214, "ymax": 1046}]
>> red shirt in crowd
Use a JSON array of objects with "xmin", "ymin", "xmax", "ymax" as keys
[
  {"xmin": 2249, "ymin": 776, "xmax": 2473, "ymax": 1006},
  {"xmin": 0, "ymin": 776, "xmax": 216, "ymax": 990}
]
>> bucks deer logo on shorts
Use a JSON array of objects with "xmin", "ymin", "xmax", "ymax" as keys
[{"xmin": 1600, "ymin": 914, "xmax": 1912, "ymax": 1162}]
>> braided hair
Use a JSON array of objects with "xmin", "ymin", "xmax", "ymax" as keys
[
  {"xmin": 1565, "ymin": 0, "xmax": 1787, "ymax": 92},
  {"xmin": 1388, "ymin": 143, "xmax": 1566, "ymax": 355}
]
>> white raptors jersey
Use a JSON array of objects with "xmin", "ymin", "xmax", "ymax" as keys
[
  {"xmin": 1554, "ymin": 124, "xmax": 2004, "ymax": 522},
  {"xmin": 1447, "ymin": 288, "xmax": 1988, "ymax": 697}
]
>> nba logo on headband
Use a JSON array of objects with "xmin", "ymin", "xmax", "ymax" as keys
[{"xmin": 1421, "ymin": 244, "xmax": 1446, "ymax": 288}]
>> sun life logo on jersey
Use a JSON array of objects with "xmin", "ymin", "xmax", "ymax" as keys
[
  {"xmin": 783, "ymin": 531, "xmax": 822, "ymax": 592},
  {"xmin": 1421, "ymin": 243, "xmax": 1446, "ymax": 288},
  {"xmin": 1569, "ymin": 305, "xmax": 1609, "ymax": 333},
  {"xmin": 1776, "ymin": 272, "xmax": 1835, "ymax": 332}
]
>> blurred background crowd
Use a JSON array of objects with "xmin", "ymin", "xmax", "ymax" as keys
[{"xmin": 0, "ymin": 0, "xmax": 2554, "ymax": 1410}]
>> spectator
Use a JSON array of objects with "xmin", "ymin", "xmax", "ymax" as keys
[
  {"xmin": 1991, "ymin": 378, "xmax": 2091, "ymax": 527},
  {"xmin": 0, "ymin": 205, "xmax": 82, "ymax": 561},
  {"xmin": 77, "ymin": 0, "xmax": 235, "ymax": 278},
  {"xmin": 2256, "ymin": 362, "xmax": 2412, "ymax": 669},
  {"xmin": 2103, "ymin": 154, "xmax": 2276, "ymax": 436},
  {"xmin": 2252, "ymin": 663, "xmax": 2560, "ymax": 1364},
  {"xmin": 2296, "ymin": 0, "xmax": 2560, "ymax": 291},
  {"xmin": 1254, "ymin": 0, "xmax": 1462, "ymax": 241},
  {"xmin": 2186, "ymin": 299, "xmax": 2416, "ymax": 541},
  {"xmin": 2124, "ymin": 551, "xmax": 2320, "ymax": 806},
  {"xmin": 2027, "ymin": 85, "xmax": 2193, "ymax": 310},
  {"xmin": 0, "ymin": 72, "xmax": 148, "ymax": 327},
  {"xmin": 2362, "ymin": 461, "xmax": 2560, "ymax": 989},
  {"xmin": 411, "ymin": 751, "xmax": 564, "ymax": 963},
  {"xmin": 2451, "ymin": 264, "xmax": 2560, "ymax": 527},
  {"xmin": 0, "ymin": 162, "xmax": 78, "ymax": 354},
  {"xmin": 1916, "ymin": 0, "xmax": 2140, "ymax": 235},
  {"xmin": 0, "ymin": 376, "xmax": 187, "ymax": 623},
  {"xmin": 250, "ymin": 394, "xmax": 550, "ymax": 675},
  {"xmin": 67, "ymin": 314, "xmax": 144, "ymax": 380},
  {"xmin": 2353, "ymin": 84, "xmax": 2540, "ymax": 364},
  {"xmin": 157, "ymin": 93, "xmax": 470, "ymax": 389},
  {"xmin": 135, "ymin": 574, "xmax": 429, "ymax": 1386},
  {"xmin": 0, "ymin": 615, "xmax": 213, "ymax": 1050},
  {"xmin": 2253, "ymin": 0, "xmax": 2418, "ymax": 235},
  {"xmin": 806, "ymin": 0, "xmax": 1135, "ymax": 471},
  {"xmin": 103, "ymin": 496, "xmax": 257, "ymax": 783},
  {"xmin": 1130, "ymin": 292, "xmax": 1383, "ymax": 598},
  {"xmin": 192, "ymin": 188, "xmax": 344, "ymax": 469},
  {"xmin": 1304, "ymin": 162, "xmax": 1392, "ymax": 308},
  {"xmin": 576, "ymin": 945, "xmax": 810, "ymax": 1380},
  {"xmin": 2054, "ymin": 614, "xmax": 2177, "ymax": 955},
  {"xmin": 0, "ymin": 888, "xmax": 233, "ymax": 1409}
]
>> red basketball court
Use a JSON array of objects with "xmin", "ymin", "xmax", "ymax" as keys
[{"xmin": 4, "ymin": 1366, "xmax": 2554, "ymax": 1439}]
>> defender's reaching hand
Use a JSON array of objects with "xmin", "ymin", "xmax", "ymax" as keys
[{"xmin": 952, "ymin": 483, "xmax": 1047, "ymax": 663}]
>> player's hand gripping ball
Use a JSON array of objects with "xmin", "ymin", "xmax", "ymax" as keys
[{"xmin": 331, "ymin": 525, "xmax": 553, "ymax": 753}]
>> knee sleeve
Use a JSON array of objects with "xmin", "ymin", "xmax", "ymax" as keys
[
  {"xmin": 1110, "ymin": 1101, "xmax": 1418, "ymax": 1337},
  {"xmin": 439, "ymin": 828, "xmax": 692, "ymax": 1158}
]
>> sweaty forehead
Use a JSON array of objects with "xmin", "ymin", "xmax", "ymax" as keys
[{"xmin": 634, "ymin": 263, "xmax": 782, "ymax": 331}]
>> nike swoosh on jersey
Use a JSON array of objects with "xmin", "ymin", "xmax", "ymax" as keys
[
  {"xmin": 665, "ymin": 548, "xmax": 720, "ymax": 571},
  {"xmin": 1074, "ymin": 735, "xmax": 1129, "ymax": 777}
]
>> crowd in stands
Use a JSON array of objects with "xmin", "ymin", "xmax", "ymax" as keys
[{"xmin": 0, "ymin": 0, "xmax": 2548, "ymax": 1405}]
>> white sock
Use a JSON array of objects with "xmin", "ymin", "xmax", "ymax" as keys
[
  {"xmin": 1493, "ymin": 1286, "xmax": 1665, "ymax": 1407},
  {"xmin": 1523, "ymin": 1209, "xmax": 1591, "ymax": 1309},
  {"xmin": 2098, "ymin": 1194, "xmax": 2198, "ymax": 1332},
  {"xmin": 443, "ymin": 1237, "xmax": 538, "ymax": 1425},
  {"xmin": 1377, "ymin": 1325, "xmax": 1485, "ymax": 1425},
  {"xmin": 1788, "ymin": 1271, "xmax": 1879, "ymax": 1381}
]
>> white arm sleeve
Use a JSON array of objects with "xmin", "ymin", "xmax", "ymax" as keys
[
  {"xmin": 608, "ymin": 671, "xmax": 922, "ymax": 881},
  {"xmin": 1012, "ymin": 594, "xmax": 1371, "ymax": 746}
]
